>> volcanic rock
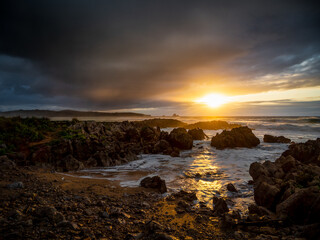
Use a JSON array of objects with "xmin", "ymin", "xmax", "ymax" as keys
[
  {"xmin": 140, "ymin": 176, "xmax": 167, "ymax": 193},
  {"xmin": 213, "ymin": 197, "xmax": 229, "ymax": 216},
  {"xmin": 169, "ymin": 128, "xmax": 193, "ymax": 150},
  {"xmin": 263, "ymin": 134, "xmax": 291, "ymax": 143},
  {"xmin": 226, "ymin": 183, "xmax": 238, "ymax": 192},
  {"xmin": 211, "ymin": 126, "xmax": 260, "ymax": 149},
  {"xmin": 187, "ymin": 128, "xmax": 207, "ymax": 140}
]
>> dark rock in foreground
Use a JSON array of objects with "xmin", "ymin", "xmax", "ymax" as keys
[
  {"xmin": 226, "ymin": 183, "xmax": 238, "ymax": 192},
  {"xmin": 169, "ymin": 128, "xmax": 193, "ymax": 150},
  {"xmin": 263, "ymin": 134, "xmax": 291, "ymax": 143},
  {"xmin": 211, "ymin": 126, "xmax": 260, "ymax": 149},
  {"xmin": 249, "ymin": 138, "xmax": 320, "ymax": 226},
  {"xmin": 213, "ymin": 197, "xmax": 229, "ymax": 216},
  {"xmin": 187, "ymin": 128, "xmax": 207, "ymax": 140},
  {"xmin": 140, "ymin": 176, "xmax": 167, "ymax": 193}
]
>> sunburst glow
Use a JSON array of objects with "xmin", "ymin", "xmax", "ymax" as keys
[{"xmin": 195, "ymin": 93, "xmax": 231, "ymax": 108}]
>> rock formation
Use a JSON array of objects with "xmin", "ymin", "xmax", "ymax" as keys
[{"xmin": 211, "ymin": 126, "xmax": 260, "ymax": 149}]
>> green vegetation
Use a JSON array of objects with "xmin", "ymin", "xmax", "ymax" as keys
[
  {"xmin": 0, "ymin": 117, "xmax": 56, "ymax": 154},
  {"xmin": 58, "ymin": 129, "xmax": 86, "ymax": 141}
]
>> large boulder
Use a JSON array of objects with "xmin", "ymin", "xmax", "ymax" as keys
[
  {"xmin": 187, "ymin": 128, "xmax": 207, "ymax": 140},
  {"xmin": 254, "ymin": 181, "xmax": 281, "ymax": 210},
  {"xmin": 276, "ymin": 186, "xmax": 320, "ymax": 224},
  {"xmin": 282, "ymin": 138, "xmax": 320, "ymax": 166},
  {"xmin": 211, "ymin": 126, "xmax": 260, "ymax": 149},
  {"xmin": 213, "ymin": 197, "xmax": 229, "ymax": 216},
  {"xmin": 263, "ymin": 134, "xmax": 291, "ymax": 143},
  {"xmin": 140, "ymin": 176, "xmax": 167, "ymax": 193},
  {"xmin": 169, "ymin": 128, "xmax": 193, "ymax": 150},
  {"xmin": 249, "ymin": 139, "xmax": 320, "ymax": 226}
]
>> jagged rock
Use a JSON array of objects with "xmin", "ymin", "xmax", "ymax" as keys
[
  {"xmin": 226, "ymin": 183, "xmax": 238, "ymax": 192},
  {"xmin": 140, "ymin": 176, "xmax": 167, "ymax": 193},
  {"xmin": 211, "ymin": 126, "xmax": 260, "ymax": 149},
  {"xmin": 276, "ymin": 186, "xmax": 320, "ymax": 224},
  {"xmin": 125, "ymin": 128, "xmax": 140, "ymax": 142},
  {"xmin": 213, "ymin": 197, "xmax": 229, "ymax": 216},
  {"xmin": 140, "ymin": 126, "xmax": 158, "ymax": 141},
  {"xmin": 254, "ymin": 181, "xmax": 280, "ymax": 210},
  {"xmin": 248, "ymin": 204, "xmax": 275, "ymax": 217},
  {"xmin": 249, "ymin": 139, "xmax": 320, "ymax": 226},
  {"xmin": 263, "ymin": 134, "xmax": 291, "ymax": 143},
  {"xmin": 282, "ymin": 138, "xmax": 320, "ymax": 165},
  {"xmin": 56, "ymin": 154, "xmax": 85, "ymax": 172},
  {"xmin": 275, "ymin": 155, "xmax": 297, "ymax": 173},
  {"xmin": 153, "ymin": 140, "xmax": 171, "ymax": 154},
  {"xmin": 187, "ymin": 128, "xmax": 207, "ymax": 140},
  {"xmin": 169, "ymin": 128, "xmax": 193, "ymax": 150}
]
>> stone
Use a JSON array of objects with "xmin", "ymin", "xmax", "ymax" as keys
[
  {"xmin": 57, "ymin": 221, "xmax": 79, "ymax": 230},
  {"xmin": 140, "ymin": 176, "xmax": 167, "ymax": 193},
  {"xmin": 282, "ymin": 138, "xmax": 320, "ymax": 165},
  {"xmin": 187, "ymin": 128, "xmax": 207, "ymax": 140},
  {"xmin": 249, "ymin": 162, "xmax": 269, "ymax": 182},
  {"xmin": 140, "ymin": 126, "xmax": 157, "ymax": 141},
  {"xmin": 213, "ymin": 197, "xmax": 229, "ymax": 216},
  {"xmin": 263, "ymin": 134, "xmax": 291, "ymax": 143},
  {"xmin": 211, "ymin": 126, "xmax": 260, "ymax": 149},
  {"xmin": 153, "ymin": 140, "xmax": 171, "ymax": 153},
  {"xmin": 34, "ymin": 206, "xmax": 65, "ymax": 223},
  {"xmin": 254, "ymin": 181, "xmax": 280, "ymax": 210},
  {"xmin": 276, "ymin": 186, "xmax": 320, "ymax": 224},
  {"xmin": 226, "ymin": 183, "xmax": 238, "ymax": 192},
  {"xmin": 100, "ymin": 211, "xmax": 109, "ymax": 218},
  {"xmin": 169, "ymin": 128, "xmax": 193, "ymax": 150},
  {"xmin": 7, "ymin": 181, "xmax": 24, "ymax": 189}
]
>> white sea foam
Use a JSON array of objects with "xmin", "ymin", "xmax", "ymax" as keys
[{"xmin": 75, "ymin": 117, "xmax": 320, "ymax": 213}]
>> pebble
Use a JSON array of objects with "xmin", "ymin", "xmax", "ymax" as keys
[{"xmin": 7, "ymin": 181, "xmax": 24, "ymax": 189}]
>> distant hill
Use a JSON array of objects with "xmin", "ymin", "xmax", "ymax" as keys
[{"xmin": 0, "ymin": 110, "xmax": 150, "ymax": 118}]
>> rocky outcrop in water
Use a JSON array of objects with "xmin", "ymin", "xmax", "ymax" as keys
[
  {"xmin": 249, "ymin": 138, "xmax": 320, "ymax": 227},
  {"xmin": 187, "ymin": 128, "xmax": 207, "ymax": 140},
  {"xmin": 185, "ymin": 120, "xmax": 241, "ymax": 130},
  {"xmin": 2, "ymin": 121, "xmax": 197, "ymax": 172},
  {"xmin": 168, "ymin": 128, "xmax": 193, "ymax": 150},
  {"xmin": 211, "ymin": 126, "xmax": 260, "ymax": 149},
  {"xmin": 263, "ymin": 134, "xmax": 291, "ymax": 143}
]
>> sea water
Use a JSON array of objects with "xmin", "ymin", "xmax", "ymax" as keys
[{"xmin": 78, "ymin": 116, "xmax": 320, "ymax": 213}]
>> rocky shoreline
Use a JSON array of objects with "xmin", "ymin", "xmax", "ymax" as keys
[{"xmin": 1, "ymin": 117, "xmax": 319, "ymax": 239}]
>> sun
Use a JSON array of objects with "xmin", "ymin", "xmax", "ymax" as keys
[{"xmin": 195, "ymin": 93, "xmax": 230, "ymax": 108}]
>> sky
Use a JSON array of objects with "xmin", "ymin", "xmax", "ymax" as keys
[{"xmin": 0, "ymin": 0, "xmax": 320, "ymax": 116}]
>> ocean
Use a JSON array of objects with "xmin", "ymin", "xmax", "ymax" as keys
[{"xmin": 66, "ymin": 116, "xmax": 320, "ymax": 214}]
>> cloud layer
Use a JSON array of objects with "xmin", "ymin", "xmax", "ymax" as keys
[{"xmin": 0, "ymin": 0, "xmax": 319, "ymax": 114}]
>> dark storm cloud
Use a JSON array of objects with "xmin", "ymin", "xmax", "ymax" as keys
[{"xmin": 0, "ymin": 0, "xmax": 319, "ymax": 111}]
